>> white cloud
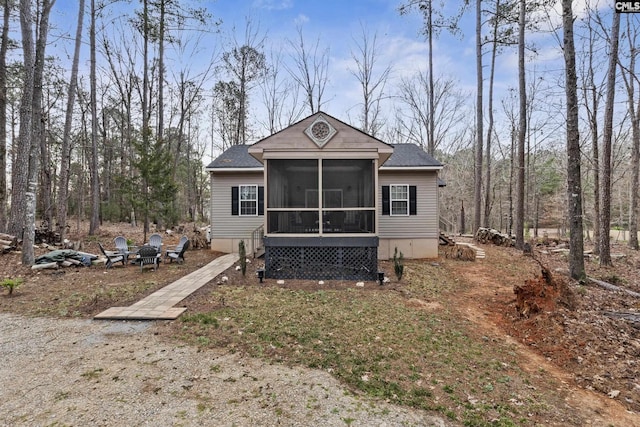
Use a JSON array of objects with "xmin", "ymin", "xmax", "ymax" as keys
[
  {"xmin": 252, "ymin": 0, "xmax": 293, "ymax": 11},
  {"xmin": 294, "ymin": 14, "xmax": 309, "ymax": 26}
]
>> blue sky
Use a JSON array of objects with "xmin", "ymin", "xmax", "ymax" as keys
[
  {"xmin": 50, "ymin": 0, "xmax": 483, "ymax": 110},
  {"xmin": 211, "ymin": 0, "xmax": 481, "ymax": 90},
  {"xmin": 204, "ymin": 0, "xmax": 489, "ymax": 124},
  {"xmin": 44, "ymin": 0, "xmax": 593, "ymax": 156}
]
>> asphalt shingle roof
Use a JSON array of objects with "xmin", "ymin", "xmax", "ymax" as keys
[
  {"xmin": 382, "ymin": 144, "xmax": 443, "ymax": 168},
  {"xmin": 206, "ymin": 145, "xmax": 262, "ymax": 169},
  {"xmin": 206, "ymin": 143, "xmax": 443, "ymax": 170}
]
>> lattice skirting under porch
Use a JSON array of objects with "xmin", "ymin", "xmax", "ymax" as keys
[{"xmin": 263, "ymin": 236, "xmax": 378, "ymax": 281}]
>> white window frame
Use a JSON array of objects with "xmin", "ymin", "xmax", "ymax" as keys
[
  {"xmin": 239, "ymin": 184, "xmax": 258, "ymax": 216},
  {"xmin": 390, "ymin": 184, "xmax": 409, "ymax": 216}
]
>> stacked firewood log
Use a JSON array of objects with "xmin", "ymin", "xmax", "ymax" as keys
[
  {"xmin": 0, "ymin": 233, "xmax": 18, "ymax": 253},
  {"xmin": 474, "ymin": 227, "xmax": 514, "ymax": 247}
]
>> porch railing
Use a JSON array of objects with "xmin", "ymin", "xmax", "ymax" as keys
[
  {"xmin": 439, "ymin": 216, "xmax": 456, "ymax": 234},
  {"xmin": 251, "ymin": 224, "xmax": 265, "ymax": 258}
]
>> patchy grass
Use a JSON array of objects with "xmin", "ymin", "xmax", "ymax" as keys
[
  {"xmin": 167, "ymin": 261, "xmax": 568, "ymax": 425},
  {"xmin": 0, "ymin": 246, "xmax": 218, "ymax": 318},
  {"xmin": 31, "ymin": 279, "xmax": 165, "ymax": 317}
]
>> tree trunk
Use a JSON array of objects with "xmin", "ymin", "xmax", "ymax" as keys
[
  {"xmin": 10, "ymin": 0, "xmax": 36, "ymax": 242},
  {"xmin": 483, "ymin": 0, "xmax": 500, "ymax": 229},
  {"xmin": 142, "ymin": 0, "xmax": 150, "ymax": 234},
  {"xmin": 599, "ymin": 12, "xmax": 621, "ymax": 266},
  {"xmin": 89, "ymin": 0, "xmax": 99, "ymax": 235},
  {"xmin": 562, "ymin": 0, "xmax": 586, "ymax": 281},
  {"xmin": 581, "ymin": 16, "xmax": 601, "ymax": 253},
  {"xmin": 590, "ymin": 77, "xmax": 601, "ymax": 254},
  {"xmin": 473, "ymin": 0, "xmax": 483, "ymax": 234},
  {"xmin": 0, "ymin": 0, "xmax": 10, "ymax": 233},
  {"xmin": 158, "ymin": 0, "xmax": 165, "ymax": 144},
  {"xmin": 625, "ymin": 20, "xmax": 640, "ymax": 250},
  {"xmin": 58, "ymin": 0, "xmax": 84, "ymax": 241},
  {"xmin": 631, "ymin": 108, "xmax": 640, "ymax": 249},
  {"xmin": 39, "ymin": 92, "xmax": 53, "ymax": 229},
  {"xmin": 508, "ymin": 126, "xmax": 514, "ymax": 236},
  {"xmin": 427, "ymin": 1, "xmax": 435, "ymax": 156},
  {"xmin": 22, "ymin": 0, "xmax": 54, "ymax": 265},
  {"xmin": 514, "ymin": 0, "xmax": 526, "ymax": 250}
]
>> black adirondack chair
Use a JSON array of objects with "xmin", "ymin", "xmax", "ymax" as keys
[
  {"xmin": 134, "ymin": 245, "xmax": 160, "ymax": 272},
  {"xmin": 165, "ymin": 239, "xmax": 190, "ymax": 264}
]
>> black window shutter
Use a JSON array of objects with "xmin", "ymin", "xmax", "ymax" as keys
[
  {"xmin": 258, "ymin": 186, "xmax": 264, "ymax": 215},
  {"xmin": 409, "ymin": 186, "xmax": 417, "ymax": 215},
  {"xmin": 382, "ymin": 186, "xmax": 390, "ymax": 215},
  {"xmin": 231, "ymin": 187, "xmax": 239, "ymax": 215}
]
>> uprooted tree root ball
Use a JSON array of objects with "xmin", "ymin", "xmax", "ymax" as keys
[{"xmin": 513, "ymin": 261, "xmax": 577, "ymax": 318}]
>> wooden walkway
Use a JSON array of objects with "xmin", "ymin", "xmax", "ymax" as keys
[{"xmin": 94, "ymin": 253, "xmax": 239, "ymax": 320}]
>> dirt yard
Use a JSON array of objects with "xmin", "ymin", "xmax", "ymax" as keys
[
  {"xmin": 443, "ymin": 236, "xmax": 640, "ymax": 425},
  {"xmin": 0, "ymin": 222, "xmax": 639, "ymax": 425}
]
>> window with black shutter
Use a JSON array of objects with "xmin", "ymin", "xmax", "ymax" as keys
[
  {"xmin": 231, "ymin": 185, "xmax": 264, "ymax": 216},
  {"xmin": 382, "ymin": 185, "xmax": 417, "ymax": 216}
]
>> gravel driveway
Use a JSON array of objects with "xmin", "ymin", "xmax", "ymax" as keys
[{"xmin": 0, "ymin": 314, "xmax": 451, "ymax": 426}]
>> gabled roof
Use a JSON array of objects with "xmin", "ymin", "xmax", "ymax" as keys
[
  {"xmin": 205, "ymin": 143, "xmax": 443, "ymax": 171},
  {"xmin": 206, "ymin": 144, "xmax": 262, "ymax": 170},
  {"xmin": 247, "ymin": 111, "xmax": 394, "ymax": 163},
  {"xmin": 205, "ymin": 112, "xmax": 444, "ymax": 172}
]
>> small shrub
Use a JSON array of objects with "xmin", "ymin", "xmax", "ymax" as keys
[
  {"xmin": 1, "ymin": 277, "xmax": 23, "ymax": 296},
  {"xmin": 393, "ymin": 247, "xmax": 404, "ymax": 281},
  {"xmin": 239, "ymin": 240, "xmax": 247, "ymax": 276}
]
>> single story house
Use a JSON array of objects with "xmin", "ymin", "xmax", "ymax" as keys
[{"xmin": 205, "ymin": 111, "xmax": 444, "ymax": 281}]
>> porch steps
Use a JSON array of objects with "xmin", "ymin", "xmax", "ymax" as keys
[{"xmin": 439, "ymin": 232, "xmax": 455, "ymax": 246}]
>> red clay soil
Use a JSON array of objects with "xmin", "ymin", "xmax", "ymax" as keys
[{"xmin": 443, "ymin": 237, "xmax": 639, "ymax": 426}]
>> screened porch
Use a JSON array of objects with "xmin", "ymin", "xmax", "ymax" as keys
[{"xmin": 265, "ymin": 158, "xmax": 376, "ymax": 235}]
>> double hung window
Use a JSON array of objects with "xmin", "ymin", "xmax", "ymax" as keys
[
  {"xmin": 239, "ymin": 185, "xmax": 258, "ymax": 216},
  {"xmin": 390, "ymin": 184, "xmax": 409, "ymax": 216}
]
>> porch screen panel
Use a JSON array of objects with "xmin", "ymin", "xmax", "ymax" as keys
[
  {"xmin": 267, "ymin": 159, "xmax": 319, "ymax": 234},
  {"xmin": 322, "ymin": 160, "xmax": 374, "ymax": 208},
  {"xmin": 267, "ymin": 159, "xmax": 318, "ymax": 208}
]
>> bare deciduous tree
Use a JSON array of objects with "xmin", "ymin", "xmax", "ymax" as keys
[
  {"xmin": 258, "ymin": 49, "xmax": 304, "ymax": 135},
  {"xmin": 348, "ymin": 23, "xmax": 391, "ymax": 138},
  {"xmin": 398, "ymin": 0, "xmax": 465, "ymax": 155},
  {"xmin": 474, "ymin": 0, "xmax": 483, "ymax": 234},
  {"xmin": 221, "ymin": 20, "xmax": 267, "ymax": 145},
  {"xmin": 562, "ymin": 0, "xmax": 585, "ymax": 281},
  {"xmin": 578, "ymin": 2, "xmax": 606, "ymax": 252},
  {"xmin": 10, "ymin": 0, "xmax": 55, "ymax": 265},
  {"xmin": 620, "ymin": 16, "xmax": 640, "ymax": 250},
  {"xmin": 514, "ymin": 0, "xmax": 526, "ymax": 250},
  {"xmin": 286, "ymin": 26, "xmax": 329, "ymax": 114},
  {"xmin": 599, "ymin": 11, "xmax": 621, "ymax": 266},
  {"xmin": 57, "ymin": 0, "xmax": 85, "ymax": 241},
  {"xmin": 0, "ymin": 0, "xmax": 10, "ymax": 232},
  {"xmin": 397, "ymin": 73, "xmax": 468, "ymax": 153}
]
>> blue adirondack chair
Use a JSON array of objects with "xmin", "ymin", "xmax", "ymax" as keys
[{"xmin": 148, "ymin": 233, "xmax": 162, "ymax": 254}]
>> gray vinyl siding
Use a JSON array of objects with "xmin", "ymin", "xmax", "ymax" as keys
[
  {"xmin": 378, "ymin": 171, "xmax": 439, "ymax": 239},
  {"xmin": 210, "ymin": 172, "xmax": 264, "ymax": 239}
]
